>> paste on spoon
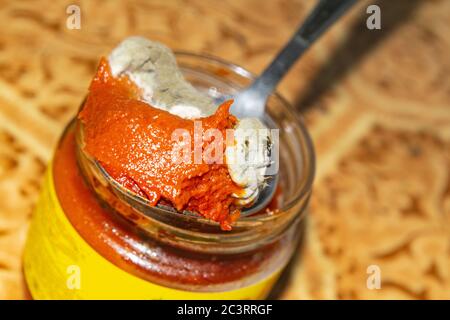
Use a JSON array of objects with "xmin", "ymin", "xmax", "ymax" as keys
[{"xmin": 79, "ymin": 58, "xmax": 242, "ymax": 230}]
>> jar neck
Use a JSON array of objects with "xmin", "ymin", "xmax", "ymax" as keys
[{"xmin": 73, "ymin": 119, "xmax": 308, "ymax": 254}]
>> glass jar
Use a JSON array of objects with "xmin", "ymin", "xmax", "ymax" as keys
[{"xmin": 23, "ymin": 53, "xmax": 315, "ymax": 299}]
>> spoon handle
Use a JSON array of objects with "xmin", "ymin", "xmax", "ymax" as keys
[{"xmin": 251, "ymin": 0, "xmax": 357, "ymax": 98}]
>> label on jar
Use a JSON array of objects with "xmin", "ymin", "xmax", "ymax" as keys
[{"xmin": 23, "ymin": 165, "xmax": 281, "ymax": 299}]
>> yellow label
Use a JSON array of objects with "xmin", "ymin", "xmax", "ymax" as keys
[{"xmin": 23, "ymin": 166, "xmax": 280, "ymax": 299}]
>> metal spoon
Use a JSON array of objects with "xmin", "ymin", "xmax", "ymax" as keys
[
  {"xmin": 225, "ymin": 0, "xmax": 357, "ymax": 216},
  {"xmin": 91, "ymin": 0, "xmax": 357, "ymax": 221},
  {"xmin": 231, "ymin": 0, "xmax": 357, "ymax": 118}
]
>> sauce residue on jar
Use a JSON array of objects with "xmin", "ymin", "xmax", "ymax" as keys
[{"xmin": 78, "ymin": 58, "xmax": 243, "ymax": 230}]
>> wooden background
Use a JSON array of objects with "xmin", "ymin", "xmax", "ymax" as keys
[{"xmin": 0, "ymin": 0, "xmax": 449, "ymax": 299}]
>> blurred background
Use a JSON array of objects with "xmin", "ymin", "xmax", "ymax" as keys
[{"xmin": 0, "ymin": 0, "xmax": 449, "ymax": 299}]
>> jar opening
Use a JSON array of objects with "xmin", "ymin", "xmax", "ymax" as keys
[{"xmin": 74, "ymin": 52, "xmax": 315, "ymax": 254}]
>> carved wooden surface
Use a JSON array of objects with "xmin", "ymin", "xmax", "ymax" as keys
[{"xmin": 0, "ymin": 0, "xmax": 449, "ymax": 299}]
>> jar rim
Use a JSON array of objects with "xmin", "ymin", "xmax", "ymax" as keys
[{"xmin": 76, "ymin": 51, "xmax": 315, "ymax": 252}]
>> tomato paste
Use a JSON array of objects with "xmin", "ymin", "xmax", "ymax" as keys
[{"xmin": 79, "ymin": 58, "xmax": 243, "ymax": 230}]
